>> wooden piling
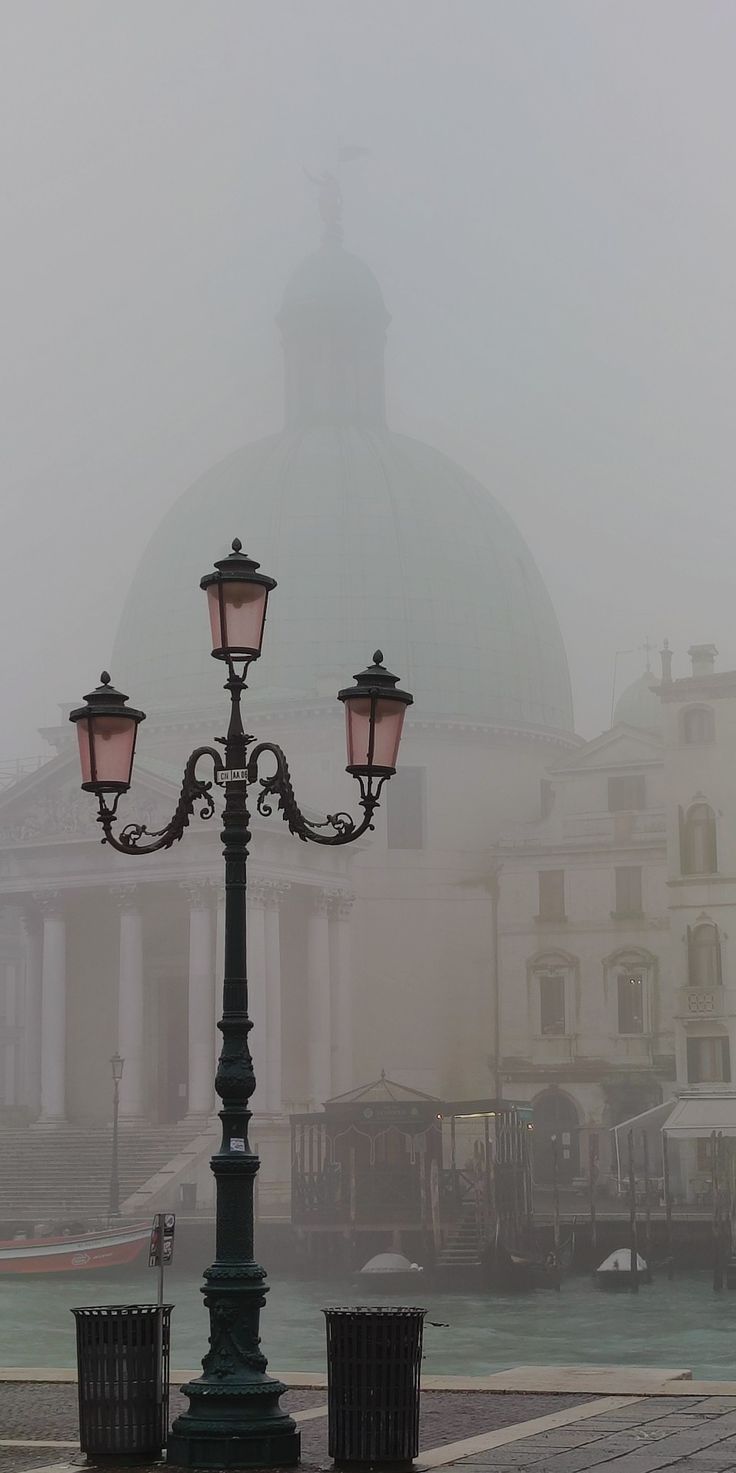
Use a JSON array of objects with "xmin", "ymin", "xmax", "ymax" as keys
[
  {"xmin": 588, "ymin": 1133, "xmax": 598, "ymax": 1259},
  {"xmin": 642, "ymin": 1129, "xmax": 652, "ymax": 1267},
  {"xmin": 713, "ymin": 1129, "xmax": 724, "ymax": 1291},
  {"xmin": 662, "ymin": 1129, "xmax": 674, "ymax": 1279},
  {"xmin": 627, "ymin": 1129, "xmax": 639, "ymax": 1293}
]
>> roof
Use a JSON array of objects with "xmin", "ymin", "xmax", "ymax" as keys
[{"xmin": 325, "ymin": 1074, "xmax": 440, "ymax": 1106}]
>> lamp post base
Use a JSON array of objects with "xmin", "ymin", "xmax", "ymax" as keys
[{"xmin": 168, "ymin": 1391, "xmax": 300, "ymax": 1469}]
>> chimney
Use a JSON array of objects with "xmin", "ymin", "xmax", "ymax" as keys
[
  {"xmin": 688, "ymin": 643, "xmax": 718, "ymax": 677},
  {"xmin": 659, "ymin": 639, "xmax": 673, "ymax": 685}
]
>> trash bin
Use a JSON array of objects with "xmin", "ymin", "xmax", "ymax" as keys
[
  {"xmin": 324, "ymin": 1306, "xmax": 426, "ymax": 1466},
  {"xmin": 71, "ymin": 1303, "xmax": 172, "ymax": 1458}
]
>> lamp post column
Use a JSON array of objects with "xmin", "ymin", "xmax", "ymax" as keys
[
  {"xmin": 307, "ymin": 890, "xmax": 332, "ymax": 1107},
  {"xmin": 109, "ymin": 1067, "xmax": 121, "ymax": 1218},
  {"xmin": 113, "ymin": 887, "xmax": 145, "ymax": 1119},
  {"xmin": 36, "ymin": 893, "xmax": 66, "ymax": 1124},
  {"xmin": 168, "ymin": 674, "xmax": 299, "ymax": 1469}
]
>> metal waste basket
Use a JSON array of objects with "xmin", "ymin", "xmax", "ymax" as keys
[
  {"xmin": 324, "ymin": 1306, "xmax": 426, "ymax": 1465},
  {"xmin": 72, "ymin": 1303, "xmax": 172, "ymax": 1457}
]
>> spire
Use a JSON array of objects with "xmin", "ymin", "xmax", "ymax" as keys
[{"xmin": 660, "ymin": 638, "xmax": 673, "ymax": 685}]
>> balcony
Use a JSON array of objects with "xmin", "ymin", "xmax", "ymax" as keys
[
  {"xmin": 531, "ymin": 1034, "xmax": 575, "ymax": 1065},
  {"xmin": 562, "ymin": 810, "xmax": 666, "ymax": 845},
  {"xmin": 676, "ymin": 986, "xmax": 736, "ymax": 1021}
]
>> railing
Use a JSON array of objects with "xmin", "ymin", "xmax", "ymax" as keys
[
  {"xmin": 0, "ymin": 756, "xmax": 48, "ymax": 791},
  {"xmin": 562, "ymin": 809, "xmax": 666, "ymax": 843}
]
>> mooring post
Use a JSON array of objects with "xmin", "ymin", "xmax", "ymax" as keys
[
  {"xmin": 662, "ymin": 1129, "xmax": 674, "ymax": 1280},
  {"xmin": 588, "ymin": 1132, "xmax": 598, "ymax": 1260},
  {"xmin": 642, "ymin": 1129, "xmax": 652, "ymax": 1267},
  {"xmin": 627, "ymin": 1129, "xmax": 639, "ymax": 1293},
  {"xmin": 713, "ymin": 1129, "xmax": 724, "ymax": 1291}
]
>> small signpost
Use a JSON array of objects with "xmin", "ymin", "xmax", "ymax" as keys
[
  {"xmin": 215, "ymin": 769, "xmax": 249, "ymax": 785},
  {"xmin": 149, "ymin": 1213, "xmax": 175, "ymax": 1412},
  {"xmin": 149, "ymin": 1212, "xmax": 176, "ymax": 1306}
]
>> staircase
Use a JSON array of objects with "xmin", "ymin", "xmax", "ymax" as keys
[
  {"xmin": 436, "ymin": 1203, "xmax": 484, "ymax": 1270},
  {"xmin": 0, "ymin": 1122, "xmax": 204, "ymax": 1224}
]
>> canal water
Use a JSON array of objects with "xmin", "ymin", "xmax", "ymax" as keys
[{"xmin": 1, "ymin": 1270, "xmax": 735, "ymax": 1380}]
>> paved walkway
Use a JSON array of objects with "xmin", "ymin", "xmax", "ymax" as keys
[{"xmin": 3, "ymin": 1369, "xmax": 736, "ymax": 1472}]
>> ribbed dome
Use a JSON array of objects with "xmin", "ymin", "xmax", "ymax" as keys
[
  {"xmin": 112, "ymin": 238, "xmax": 574, "ymax": 735},
  {"xmin": 613, "ymin": 670, "xmax": 662, "ymax": 733}
]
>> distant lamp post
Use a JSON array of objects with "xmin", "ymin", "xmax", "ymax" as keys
[
  {"xmin": 109, "ymin": 1052, "xmax": 124, "ymax": 1220},
  {"xmin": 70, "ymin": 539, "xmax": 413, "ymax": 1470}
]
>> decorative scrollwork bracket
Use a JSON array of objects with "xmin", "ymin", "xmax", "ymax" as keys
[
  {"xmin": 246, "ymin": 741, "xmax": 384, "ymax": 846},
  {"xmin": 97, "ymin": 746, "xmax": 224, "ymax": 854}
]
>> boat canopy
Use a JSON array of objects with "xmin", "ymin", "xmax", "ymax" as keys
[{"xmin": 597, "ymin": 1249, "xmax": 647, "ymax": 1273}]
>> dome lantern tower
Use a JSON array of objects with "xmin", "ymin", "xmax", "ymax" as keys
[{"xmin": 278, "ymin": 174, "xmax": 390, "ymax": 429}]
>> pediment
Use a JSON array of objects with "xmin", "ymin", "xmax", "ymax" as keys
[
  {"xmin": 0, "ymin": 751, "xmax": 180, "ymax": 847},
  {"xmin": 550, "ymin": 723, "xmax": 662, "ymax": 774}
]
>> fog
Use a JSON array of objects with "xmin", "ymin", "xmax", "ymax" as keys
[{"xmin": 3, "ymin": 0, "xmax": 736, "ymax": 758}]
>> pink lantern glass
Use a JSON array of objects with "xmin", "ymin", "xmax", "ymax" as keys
[
  {"xmin": 200, "ymin": 540, "xmax": 277, "ymax": 663},
  {"xmin": 206, "ymin": 581, "xmax": 269, "ymax": 661},
  {"xmin": 69, "ymin": 673, "xmax": 145, "ymax": 795},
  {"xmin": 344, "ymin": 696, "xmax": 407, "ymax": 771},
  {"xmin": 338, "ymin": 652, "xmax": 413, "ymax": 777}
]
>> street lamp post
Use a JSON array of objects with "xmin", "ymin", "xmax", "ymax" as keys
[
  {"xmin": 108, "ymin": 1051, "xmax": 124, "ymax": 1220},
  {"xmin": 70, "ymin": 539, "xmax": 413, "ymax": 1470}
]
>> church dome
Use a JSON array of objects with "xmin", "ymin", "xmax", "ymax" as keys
[
  {"xmin": 112, "ymin": 232, "xmax": 574, "ymax": 735},
  {"xmin": 613, "ymin": 670, "xmax": 662, "ymax": 733}
]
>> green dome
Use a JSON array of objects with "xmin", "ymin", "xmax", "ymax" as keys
[
  {"xmin": 112, "ymin": 238, "xmax": 573, "ymax": 734},
  {"xmin": 613, "ymin": 670, "xmax": 662, "ymax": 733}
]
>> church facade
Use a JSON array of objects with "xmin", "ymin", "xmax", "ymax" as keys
[{"xmin": 0, "ymin": 207, "xmax": 730, "ymax": 1214}]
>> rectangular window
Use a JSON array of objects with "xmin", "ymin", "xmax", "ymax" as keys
[
  {"xmin": 617, "ymin": 972, "xmax": 644, "ymax": 1034},
  {"xmin": 387, "ymin": 766, "xmax": 425, "ymax": 849},
  {"xmin": 687, "ymin": 1036, "xmax": 731, "ymax": 1084},
  {"xmin": 608, "ymin": 774, "xmax": 646, "ymax": 812},
  {"xmin": 539, "ymin": 973, "xmax": 566, "ymax": 1035},
  {"xmin": 614, "ymin": 866, "xmax": 643, "ymax": 916},
  {"xmin": 538, "ymin": 870, "xmax": 565, "ymax": 921}
]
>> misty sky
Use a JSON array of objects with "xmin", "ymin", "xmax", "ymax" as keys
[{"xmin": 3, "ymin": 1, "xmax": 736, "ymax": 762}]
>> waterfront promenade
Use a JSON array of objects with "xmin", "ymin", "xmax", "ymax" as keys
[{"xmin": 5, "ymin": 1365, "xmax": 736, "ymax": 1472}]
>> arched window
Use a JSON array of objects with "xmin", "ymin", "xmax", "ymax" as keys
[
  {"xmin": 681, "ymin": 707, "xmax": 715, "ymax": 745},
  {"xmin": 688, "ymin": 922, "xmax": 722, "ymax": 988},
  {"xmin": 680, "ymin": 803, "xmax": 717, "ymax": 875},
  {"xmin": 529, "ymin": 952, "xmax": 576, "ymax": 1036},
  {"xmin": 604, "ymin": 948, "xmax": 655, "ymax": 1037}
]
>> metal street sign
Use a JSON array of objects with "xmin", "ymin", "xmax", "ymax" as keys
[
  {"xmin": 149, "ymin": 1211, "xmax": 176, "ymax": 1268},
  {"xmin": 215, "ymin": 769, "xmax": 248, "ymax": 785}
]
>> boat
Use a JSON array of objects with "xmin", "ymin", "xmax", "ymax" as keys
[
  {"xmin": 481, "ymin": 1238, "xmax": 562, "ymax": 1291},
  {"xmin": 356, "ymin": 1252, "xmax": 425, "ymax": 1292},
  {"xmin": 0, "ymin": 1221, "xmax": 151, "ymax": 1275},
  {"xmin": 595, "ymin": 1248, "xmax": 651, "ymax": 1288}
]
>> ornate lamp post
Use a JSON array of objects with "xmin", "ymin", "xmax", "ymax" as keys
[
  {"xmin": 108, "ymin": 1051, "xmax": 124, "ymax": 1220},
  {"xmin": 70, "ymin": 539, "xmax": 413, "ymax": 1470}
]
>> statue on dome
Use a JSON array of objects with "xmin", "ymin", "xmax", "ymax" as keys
[{"xmin": 305, "ymin": 168, "xmax": 344, "ymax": 243}]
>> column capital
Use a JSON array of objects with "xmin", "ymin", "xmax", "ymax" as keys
[
  {"xmin": 247, "ymin": 878, "xmax": 270, "ymax": 908},
  {"xmin": 326, "ymin": 889, "xmax": 355, "ymax": 921},
  {"xmin": 109, "ymin": 883, "xmax": 140, "ymax": 913},
  {"xmin": 180, "ymin": 877, "xmax": 217, "ymax": 907},
  {"xmin": 32, "ymin": 889, "xmax": 64, "ymax": 919},
  {"xmin": 262, "ymin": 879, "xmax": 291, "ymax": 909}
]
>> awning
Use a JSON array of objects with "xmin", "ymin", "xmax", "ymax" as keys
[{"xmin": 664, "ymin": 1093, "xmax": 736, "ymax": 1139}]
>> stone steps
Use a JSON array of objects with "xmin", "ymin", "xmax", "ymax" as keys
[{"xmin": 0, "ymin": 1123, "xmax": 200, "ymax": 1222}]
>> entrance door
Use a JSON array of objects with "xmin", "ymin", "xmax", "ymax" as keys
[{"xmin": 532, "ymin": 1090, "xmax": 580, "ymax": 1183}]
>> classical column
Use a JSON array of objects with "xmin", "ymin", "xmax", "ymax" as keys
[
  {"xmin": 1, "ymin": 958, "xmax": 18, "ymax": 1108},
  {"xmin": 307, "ymin": 889, "xmax": 332, "ymax": 1108},
  {"xmin": 247, "ymin": 881, "xmax": 268, "ymax": 1114},
  {"xmin": 36, "ymin": 892, "xmax": 66, "ymax": 1123},
  {"xmin": 185, "ymin": 882, "xmax": 215, "ymax": 1119},
  {"xmin": 264, "ymin": 882, "xmax": 289, "ymax": 1115},
  {"xmin": 20, "ymin": 905, "xmax": 43, "ymax": 1118},
  {"xmin": 112, "ymin": 886, "xmax": 146, "ymax": 1119},
  {"xmin": 328, "ymin": 892, "xmax": 354, "ymax": 1098}
]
